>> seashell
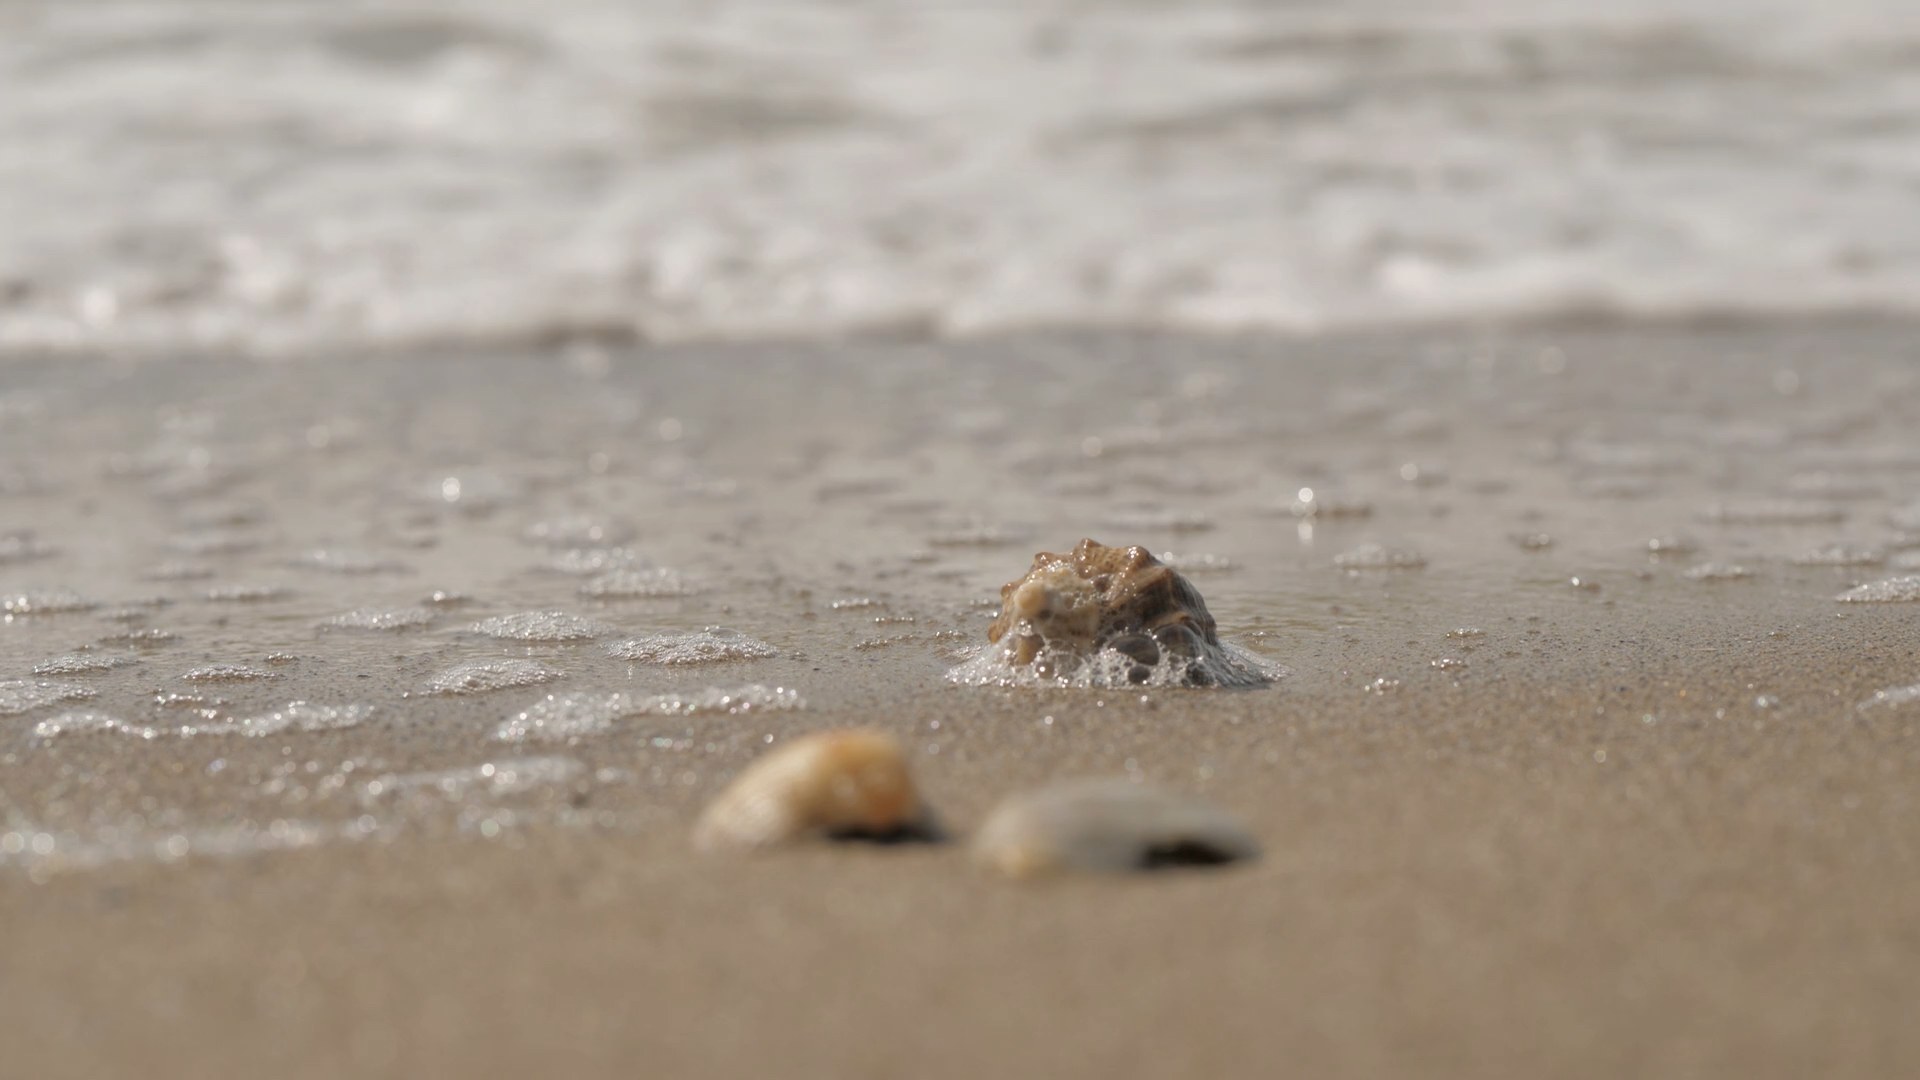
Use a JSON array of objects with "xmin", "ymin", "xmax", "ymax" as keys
[
  {"xmin": 972, "ymin": 779, "xmax": 1260, "ymax": 879},
  {"xmin": 693, "ymin": 730, "xmax": 940, "ymax": 851},
  {"xmin": 986, "ymin": 538, "xmax": 1220, "ymax": 684}
]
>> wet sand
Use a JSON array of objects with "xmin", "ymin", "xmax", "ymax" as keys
[{"xmin": 4, "ymin": 323, "xmax": 1920, "ymax": 1076}]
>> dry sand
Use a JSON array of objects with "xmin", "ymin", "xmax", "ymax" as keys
[{"xmin": 4, "ymin": 324, "xmax": 1919, "ymax": 1077}]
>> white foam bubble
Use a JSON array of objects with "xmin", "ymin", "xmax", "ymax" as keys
[
  {"xmin": 1100, "ymin": 507, "xmax": 1214, "ymax": 533},
  {"xmin": 1156, "ymin": 552, "xmax": 1234, "ymax": 573},
  {"xmin": 576, "ymin": 567, "xmax": 696, "ymax": 598},
  {"xmin": 410, "ymin": 470, "xmax": 525, "ymax": 511},
  {"xmin": 1285, "ymin": 492, "xmax": 1372, "ymax": 520},
  {"xmin": 365, "ymin": 757, "xmax": 584, "ymax": 801},
  {"xmin": 605, "ymin": 629, "xmax": 777, "ymax": 664},
  {"xmin": 1835, "ymin": 575, "xmax": 1920, "ymax": 603},
  {"xmin": 540, "ymin": 547, "xmax": 649, "ymax": 576},
  {"xmin": 33, "ymin": 702, "xmax": 374, "ymax": 739},
  {"xmin": 180, "ymin": 665, "xmax": 281, "ymax": 682},
  {"xmin": 494, "ymin": 692, "xmax": 633, "ymax": 743},
  {"xmin": 145, "ymin": 561, "xmax": 215, "ymax": 581},
  {"xmin": 926, "ymin": 520, "xmax": 1033, "ymax": 548},
  {"xmin": 945, "ymin": 639, "xmax": 1284, "ymax": 691},
  {"xmin": 32, "ymin": 654, "xmax": 135, "ymax": 676},
  {"xmin": 1683, "ymin": 562, "xmax": 1752, "ymax": 581},
  {"xmin": 0, "ymin": 818, "xmax": 355, "ymax": 872},
  {"xmin": 493, "ymin": 683, "xmax": 804, "ymax": 743},
  {"xmin": 1788, "ymin": 545, "xmax": 1883, "ymax": 567},
  {"xmin": 0, "ymin": 680, "xmax": 98, "ymax": 715},
  {"xmin": 320, "ymin": 607, "xmax": 435, "ymax": 631},
  {"xmin": 205, "ymin": 584, "xmax": 295, "ymax": 602},
  {"xmin": 208, "ymin": 702, "xmax": 375, "ymax": 737},
  {"xmin": 1, "ymin": 589, "xmax": 96, "ymax": 615},
  {"xmin": 523, "ymin": 516, "xmax": 633, "ymax": 547},
  {"xmin": 630, "ymin": 684, "xmax": 804, "ymax": 717},
  {"xmin": 1856, "ymin": 684, "xmax": 1920, "ymax": 713},
  {"xmin": 426, "ymin": 659, "xmax": 566, "ymax": 694},
  {"xmin": 30, "ymin": 711, "xmax": 139, "ymax": 739},
  {"xmin": 469, "ymin": 611, "xmax": 607, "ymax": 641},
  {"xmin": 1333, "ymin": 543, "xmax": 1427, "ymax": 571},
  {"xmin": 98, "ymin": 628, "xmax": 177, "ymax": 646}
]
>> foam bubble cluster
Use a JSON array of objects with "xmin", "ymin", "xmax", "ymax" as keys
[
  {"xmin": 577, "ymin": 568, "xmax": 696, "ymax": 598},
  {"xmin": 523, "ymin": 515, "xmax": 632, "ymax": 547},
  {"xmin": 32, "ymin": 654, "xmax": 135, "ymax": 676},
  {"xmin": 495, "ymin": 684, "xmax": 805, "ymax": 741},
  {"xmin": 2, "ymin": 589, "xmax": 96, "ymax": 615},
  {"xmin": 205, "ymin": 584, "xmax": 294, "ymax": 602},
  {"xmin": 494, "ymin": 692, "xmax": 634, "ymax": 743},
  {"xmin": 605, "ymin": 628, "xmax": 777, "ymax": 664},
  {"xmin": 427, "ymin": 659, "xmax": 566, "ymax": 694},
  {"xmin": 631, "ymin": 684, "xmax": 803, "ymax": 717},
  {"xmin": 321, "ymin": 607, "xmax": 435, "ymax": 631},
  {"xmin": 0, "ymin": 680, "xmax": 99, "ymax": 714},
  {"xmin": 469, "ymin": 611, "xmax": 608, "ymax": 641},
  {"xmin": 945, "ymin": 640, "xmax": 1284, "ymax": 690},
  {"xmin": 181, "ymin": 665, "xmax": 280, "ymax": 682},
  {"xmin": 1857, "ymin": 684, "xmax": 1920, "ymax": 713},
  {"xmin": 31, "ymin": 711, "xmax": 137, "ymax": 738},
  {"xmin": 1835, "ymin": 575, "xmax": 1920, "ymax": 603},
  {"xmin": 213, "ymin": 702, "xmax": 374, "ymax": 737},
  {"xmin": 30, "ymin": 702, "xmax": 373, "ymax": 739},
  {"xmin": 541, "ymin": 547, "xmax": 648, "ymax": 575},
  {"xmin": 365, "ymin": 757, "xmax": 584, "ymax": 801},
  {"xmin": 1333, "ymin": 543, "xmax": 1427, "ymax": 571},
  {"xmin": 1789, "ymin": 546, "xmax": 1883, "ymax": 567}
]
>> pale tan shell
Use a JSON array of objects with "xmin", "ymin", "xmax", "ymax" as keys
[
  {"xmin": 692, "ymin": 729, "xmax": 936, "ymax": 851},
  {"xmin": 972, "ymin": 779, "xmax": 1260, "ymax": 879},
  {"xmin": 986, "ymin": 539, "xmax": 1218, "ymax": 670}
]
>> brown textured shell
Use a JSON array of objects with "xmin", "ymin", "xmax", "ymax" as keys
[
  {"xmin": 987, "ymin": 539, "xmax": 1218, "ymax": 663},
  {"xmin": 692, "ymin": 729, "xmax": 938, "ymax": 851}
]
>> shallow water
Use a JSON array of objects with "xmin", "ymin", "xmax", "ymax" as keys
[
  {"xmin": 6, "ymin": 0, "xmax": 1920, "ymax": 355},
  {"xmin": 3, "ymin": 322, "xmax": 1919, "ymax": 871},
  {"xmin": 8, "ymin": 326, "xmax": 1920, "ymax": 1078}
]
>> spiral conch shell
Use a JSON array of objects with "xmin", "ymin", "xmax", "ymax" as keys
[
  {"xmin": 987, "ymin": 539, "xmax": 1221, "ymax": 684},
  {"xmin": 693, "ymin": 729, "xmax": 940, "ymax": 851}
]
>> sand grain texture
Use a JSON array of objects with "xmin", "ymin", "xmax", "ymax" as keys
[{"xmin": 4, "ymin": 326, "xmax": 1920, "ymax": 1077}]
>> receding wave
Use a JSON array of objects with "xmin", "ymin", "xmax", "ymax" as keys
[{"xmin": 5, "ymin": 0, "xmax": 1919, "ymax": 356}]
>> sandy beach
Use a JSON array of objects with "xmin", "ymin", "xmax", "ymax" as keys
[
  {"xmin": 9, "ymin": 3, "xmax": 1920, "ymax": 1075},
  {"xmin": 3, "ymin": 323, "xmax": 1919, "ymax": 1076}
]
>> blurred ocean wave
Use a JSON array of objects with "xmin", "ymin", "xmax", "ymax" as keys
[{"xmin": 3, "ymin": 0, "xmax": 1919, "ymax": 355}]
